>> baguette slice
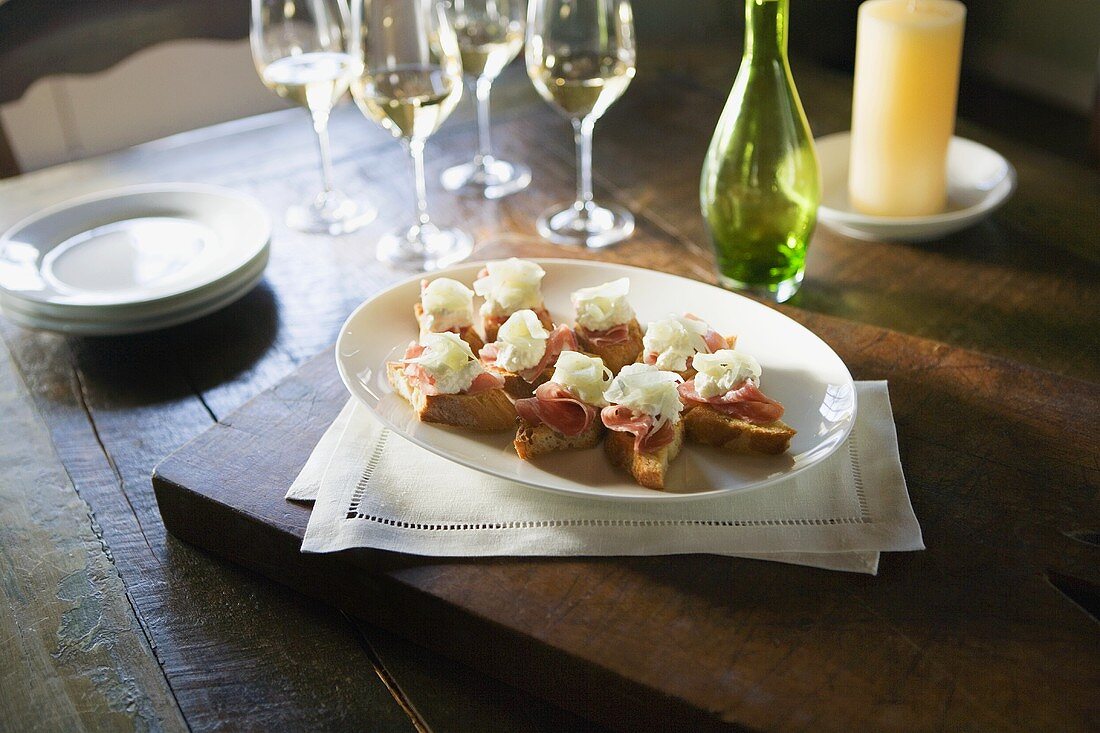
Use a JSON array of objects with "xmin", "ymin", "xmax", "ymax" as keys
[
  {"xmin": 484, "ymin": 306, "xmax": 553, "ymax": 344},
  {"xmin": 386, "ymin": 362, "xmax": 515, "ymax": 431},
  {"xmin": 514, "ymin": 418, "xmax": 604, "ymax": 460},
  {"xmin": 603, "ymin": 419, "xmax": 685, "ymax": 490},
  {"xmin": 683, "ymin": 404, "xmax": 795, "ymax": 455},
  {"xmin": 494, "ymin": 368, "xmax": 553, "ymax": 400},
  {"xmin": 414, "ymin": 303, "xmax": 485, "ymax": 354},
  {"xmin": 576, "ymin": 318, "xmax": 644, "ymax": 375}
]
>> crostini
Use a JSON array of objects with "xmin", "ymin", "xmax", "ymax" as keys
[
  {"xmin": 513, "ymin": 351, "xmax": 612, "ymax": 459},
  {"xmin": 479, "ymin": 310, "xmax": 578, "ymax": 399},
  {"xmin": 414, "ymin": 277, "xmax": 484, "ymax": 353},
  {"xmin": 570, "ymin": 277, "xmax": 644, "ymax": 374},
  {"xmin": 386, "ymin": 332, "xmax": 515, "ymax": 431},
  {"xmin": 677, "ymin": 350, "xmax": 795, "ymax": 455},
  {"xmin": 600, "ymin": 363, "xmax": 686, "ymax": 490},
  {"xmin": 639, "ymin": 314, "xmax": 734, "ymax": 380},
  {"xmin": 472, "ymin": 258, "xmax": 553, "ymax": 342}
]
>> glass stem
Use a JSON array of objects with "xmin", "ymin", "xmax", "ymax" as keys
[
  {"xmin": 475, "ymin": 77, "xmax": 494, "ymax": 166},
  {"xmin": 572, "ymin": 116, "xmax": 595, "ymax": 210},
  {"xmin": 312, "ymin": 110, "xmax": 336, "ymax": 195},
  {"xmin": 409, "ymin": 139, "xmax": 432, "ymax": 228}
]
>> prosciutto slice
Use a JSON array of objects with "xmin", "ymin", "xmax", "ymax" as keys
[
  {"xmin": 600, "ymin": 405, "xmax": 675, "ymax": 452},
  {"xmin": 480, "ymin": 325, "xmax": 577, "ymax": 383},
  {"xmin": 401, "ymin": 341, "xmax": 503, "ymax": 396},
  {"xmin": 578, "ymin": 322, "xmax": 631, "ymax": 347},
  {"xmin": 515, "ymin": 382, "xmax": 597, "ymax": 436},
  {"xmin": 684, "ymin": 313, "xmax": 729, "ymax": 353},
  {"xmin": 642, "ymin": 314, "xmax": 728, "ymax": 368},
  {"xmin": 677, "ymin": 378, "xmax": 784, "ymax": 425},
  {"xmin": 519, "ymin": 325, "xmax": 577, "ymax": 382}
]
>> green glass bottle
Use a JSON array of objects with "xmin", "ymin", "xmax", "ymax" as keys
[{"xmin": 700, "ymin": 0, "xmax": 820, "ymax": 303}]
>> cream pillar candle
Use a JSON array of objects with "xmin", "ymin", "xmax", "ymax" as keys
[{"xmin": 849, "ymin": 0, "xmax": 965, "ymax": 217}]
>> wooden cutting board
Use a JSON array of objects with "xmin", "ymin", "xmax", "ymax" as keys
[{"xmin": 152, "ymin": 312, "xmax": 1099, "ymax": 732}]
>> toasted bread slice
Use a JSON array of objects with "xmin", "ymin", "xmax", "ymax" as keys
[
  {"xmin": 683, "ymin": 404, "xmax": 795, "ymax": 455},
  {"xmin": 386, "ymin": 363, "xmax": 515, "ymax": 431},
  {"xmin": 493, "ymin": 368, "xmax": 553, "ymax": 400},
  {"xmin": 576, "ymin": 318, "xmax": 644, "ymax": 375},
  {"xmin": 484, "ymin": 306, "xmax": 553, "ymax": 344},
  {"xmin": 514, "ymin": 418, "xmax": 604, "ymax": 460},
  {"xmin": 414, "ymin": 303, "xmax": 485, "ymax": 353},
  {"xmin": 603, "ymin": 419, "xmax": 685, "ymax": 490},
  {"xmin": 637, "ymin": 334, "xmax": 737, "ymax": 380}
]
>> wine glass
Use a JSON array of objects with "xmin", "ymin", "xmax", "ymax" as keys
[
  {"xmin": 526, "ymin": 0, "xmax": 636, "ymax": 248},
  {"xmin": 349, "ymin": 0, "xmax": 473, "ymax": 270},
  {"xmin": 250, "ymin": 0, "xmax": 376, "ymax": 235},
  {"xmin": 439, "ymin": 0, "xmax": 531, "ymax": 199}
]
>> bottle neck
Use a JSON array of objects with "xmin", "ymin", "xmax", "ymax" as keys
[{"xmin": 744, "ymin": 0, "xmax": 789, "ymax": 61}]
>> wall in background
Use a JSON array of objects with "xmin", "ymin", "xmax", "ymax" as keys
[
  {"xmin": 0, "ymin": 39, "xmax": 289, "ymax": 171},
  {"xmin": 2, "ymin": 0, "xmax": 1095, "ymax": 173}
]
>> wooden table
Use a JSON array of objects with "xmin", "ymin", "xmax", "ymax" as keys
[{"xmin": 2, "ymin": 54, "xmax": 1097, "ymax": 732}]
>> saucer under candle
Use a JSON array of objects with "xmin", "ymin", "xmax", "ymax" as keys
[{"xmin": 816, "ymin": 132, "xmax": 1015, "ymax": 242}]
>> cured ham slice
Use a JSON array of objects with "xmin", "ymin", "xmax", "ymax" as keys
[
  {"xmin": 577, "ymin": 322, "xmax": 630, "ymax": 347},
  {"xmin": 518, "ymin": 325, "xmax": 577, "ymax": 382},
  {"xmin": 642, "ymin": 314, "xmax": 727, "ymax": 369},
  {"xmin": 600, "ymin": 405, "xmax": 675, "ymax": 452},
  {"xmin": 401, "ymin": 341, "xmax": 503, "ymax": 396},
  {"xmin": 466, "ymin": 370, "xmax": 506, "ymax": 394},
  {"xmin": 480, "ymin": 325, "xmax": 578, "ymax": 383},
  {"xmin": 677, "ymin": 378, "xmax": 784, "ymax": 425},
  {"xmin": 515, "ymin": 382, "xmax": 597, "ymax": 436}
]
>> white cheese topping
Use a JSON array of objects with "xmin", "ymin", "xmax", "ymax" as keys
[
  {"xmin": 403, "ymin": 332, "xmax": 484, "ymax": 394},
  {"xmin": 642, "ymin": 315, "xmax": 711, "ymax": 372},
  {"xmin": 692, "ymin": 349, "xmax": 762, "ymax": 399},
  {"xmin": 551, "ymin": 351, "xmax": 612, "ymax": 406},
  {"xmin": 474, "ymin": 258, "xmax": 545, "ymax": 318},
  {"xmin": 571, "ymin": 277, "xmax": 635, "ymax": 332},
  {"xmin": 493, "ymin": 309, "xmax": 549, "ymax": 373},
  {"xmin": 603, "ymin": 363, "xmax": 684, "ymax": 425},
  {"xmin": 421, "ymin": 278, "xmax": 474, "ymax": 332}
]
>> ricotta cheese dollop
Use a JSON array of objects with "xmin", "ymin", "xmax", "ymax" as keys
[
  {"xmin": 494, "ymin": 309, "xmax": 550, "ymax": 373},
  {"xmin": 474, "ymin": 258, "xmax": 545, "ymax": 318},
  {"xmin": 551, "ymin": 351, "xmax": 612, "ymax": 406},
  {"xmin": 571, "ymin": 278, "xmax": 634, "ymax": 332},
  {"xmin": 603, "ymin": 363, "xmax": 684, "ymax": 425},
  {"xmin": 642, "ymin": 315, "xmax": 711, "ymax": 372},
  {"xmin": 403, "ymin": 332, "xmax": 484, "ymax": 394},
  {"xmin": 691, "ymin": 349, "xmax": 762, "ymax": 399},
  {"xmin": 421, "ymin": 277, "xmax": 475, "ymax": 332}
]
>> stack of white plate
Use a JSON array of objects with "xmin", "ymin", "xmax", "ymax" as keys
[{"xmin": 0, "ymin": 183, "xmax": 271, "ymax": 336}]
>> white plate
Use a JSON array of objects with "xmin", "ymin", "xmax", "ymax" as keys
[
  {"xmin": 0, "ymin": 250, "xmax": 268, "ymax": 335},
  {"xmin": 0, "ymin": 183, "xmax": 271, "ymax": 312},
  {"xmin": 336, "ymin": 259, "xmax": 857, "ymax": 502},
  {"xmin": 816, "ymin": 132, "xmax": 1016, "ymax": 242}
]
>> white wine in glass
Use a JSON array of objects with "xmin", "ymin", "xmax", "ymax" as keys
[
  {"xmin": 251, "ymin": 0, "xmax": 375, "ymax": 235},
  {"xmin": 350, "ymin": 0, "xmax": 472, "ymax": 270},
  {"xmin": 526, "ymin": 0, "xmax": 636, "ymax": 247},
  {"xmin": 440, "ymin": 0, "xmax": 530, "ymax": 200}
]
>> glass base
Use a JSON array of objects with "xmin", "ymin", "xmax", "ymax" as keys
[
  {"xmin": 286, "ymin": 189, "xmax": 376, "ymax": 236},
  {"xmin": 716, "ymin": 271, "xmax": 804, "ymax": 304},
  {"xmin": 440, "ymin": 157, "xmax": 532, "ymax": 200},
  {"xmin": 536, "ymin": 201, "xmax": 634, "ymax": 249},
  {"xmin": 377, "ymin": 222, "xmax": 474, "ymax": 271}
]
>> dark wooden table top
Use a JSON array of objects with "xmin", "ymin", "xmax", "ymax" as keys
[{"xmin": 2, "ymin": 50, "xmax": 1098, "ymax": 732}]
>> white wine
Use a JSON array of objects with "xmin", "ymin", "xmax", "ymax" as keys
[
  {"xmin": 353, "ymin": 65, "xmax": 462, "ymax": 141},
  {"xmin": 261, "ymin": 52, "xmax": 358, "ymax": 114},
  {"xmin": 528, "ymin": 52, "xmax": 635, "ymax": 120},
  {"xmin": 455, "ymin": 18, "xmax": 523, "ymax": 79}
]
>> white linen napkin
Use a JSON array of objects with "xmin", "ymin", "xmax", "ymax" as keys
[{"xmin": 290, "ymin": 381, "xmax": 922, "ymax": 574}]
